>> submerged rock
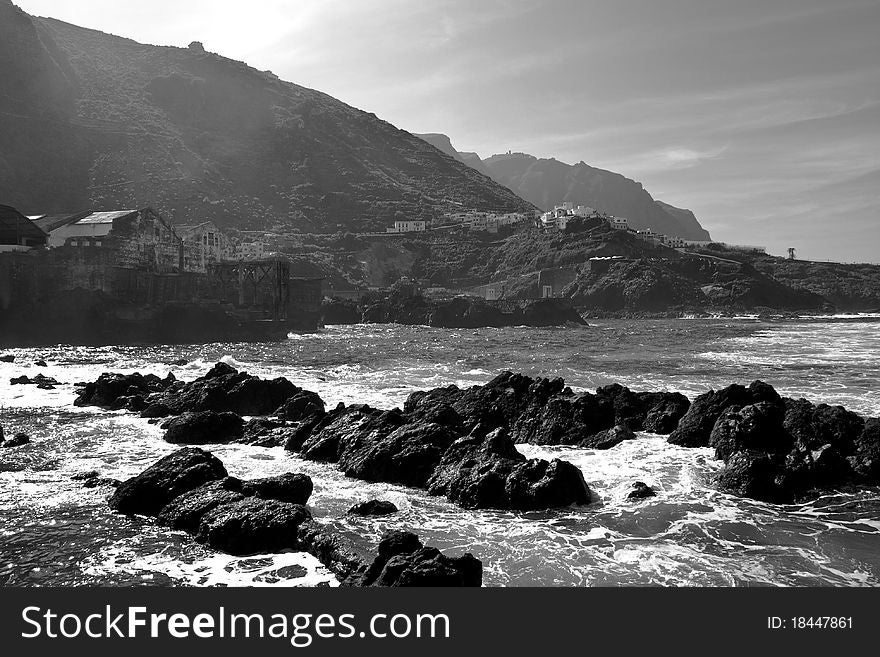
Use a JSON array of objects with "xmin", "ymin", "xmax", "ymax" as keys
[
  {"xmin": 162, "ymin": 411, "xmax": 244, "ymax": 444},
  {"xmin": 109, "ymin": 447, "xmax": 227, "ymax": 515},
  {"xmin": 627, "ymin": 481, "xmax": 656, "ymax": 500},
  {"xmin": 1, "ymin": 433, "xmax": 30, "ymax": 448},
  {"xmin": 348, "ymin": 500, "xmax": 399, "ymax": 516},
  {"xmin": 578, "ymin": 424, "xmax": 636, "ymax": 449}
]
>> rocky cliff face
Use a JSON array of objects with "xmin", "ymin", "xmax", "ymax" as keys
[
  {"xmin": 0, "ymin": 4, "xmax": 533, "ymax": 230},
  {"xmin": 415, "ymin": 134, "xmax": 711, "ymax": 241}
]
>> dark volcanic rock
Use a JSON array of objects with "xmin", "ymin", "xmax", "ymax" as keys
[
  {"xmin": 109, "ymin": 447, "xmax": 227, "ymax": 515},
  {"xmin": 338, "ymin": 421, "xmax": 459, "ymax": 488},
  {"xmin": 426, "ymin": 428, "xmax": 590, "ymax": 510},
  {"xmin": 240, "ymin": 473, "xmax": 313, "ymax": 505},
  {"xmin": 627, "ymin": 481, "xmax": 656, "ymax": 500},
  {"xmin": 668, "ymin": 381, "xmax": 781, "ymax": 447},
  {"xmin": 298, "ymin": 523, "xmax": 482, "ymax": 587},
  {"xmin": 1, "ymin": 433, "xmax": 31, "ymax": 448},
  {"xmin": 348, "ymin": 500, "xmax": 399, "ymax": 516},
  {"xmin": 274, "ymin": 390, "xmax": 326, "ymax": 421},
  {"xmin": 162, "ymin": 411, "xmax": 244, "ymax": 444},
  {"xmin": 157, "ymin": 478, "xmax": 246, "ymax": 532},
  {"xmin": 705, "ymin": 387, "xmax": 878, "ymax": 503},
  {"xmin": 75, "ymin": 372, "xmax": 171, "ymax": 408},
  {"xmin": 0, "ymin": 355, "xmax": 14, "ymax": 363},
  {"xmin": 852, "ymin": 418, "xmax": 880, "ymax": 479},
  {"xmin": 709, "ymin": 402, "xmax": 790, "ymax": 461},
  {"xmin": 358, "ymin": 530, "xmax": 481, "ymax": 587},
  {"xmin": 578, "ymin": 424, "xmax": 636, "ymax": 449},
  {"xmin": 301, "ymin": 406, "xmax": 403, "ymax": 463},
  {"xmin": 145, "ymin": 363, "xmax": 308, "ymax": 417},
  {"xmin": 195, "ymin": 497, "xmax": 312, "ymax": 556}
]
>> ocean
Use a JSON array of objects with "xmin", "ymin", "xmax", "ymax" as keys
[{"xmin": 2, "ymin": 316, "xmax": 880, "ymax": 587}]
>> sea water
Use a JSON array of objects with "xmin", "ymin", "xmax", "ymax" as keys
[{"xmin": 1, "ymin": 316, "xmax": 879, "ymax": 587}]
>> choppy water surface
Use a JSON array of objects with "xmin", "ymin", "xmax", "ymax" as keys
[{"xmin": 2, "ymin": 316, "xmax": 879, "ymax": 587}]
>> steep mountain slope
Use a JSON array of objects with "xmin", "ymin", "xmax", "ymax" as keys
[
  {"xmin": 415, "ymin": 132, "xmax": 711, "ymax": 240},
  {"xmin": 481, "ymin": 153, "xmax": 710, "ymax": 240},
  {"xmin": 0, "ymin": 1, "xmax": 533, "ymax": 230}
]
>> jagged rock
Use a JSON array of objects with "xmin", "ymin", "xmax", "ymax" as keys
[
  {"xmin": 627, "ymin": 481, "xmax": 656, "ymax": 499},
  {"xmin": 195, "ymin": 497, "xmax": 312, "ymax": 556},
  {"xmin": 109, "ymin": 447, "xmax": 227, "ymax": 515},
  {"xmin": 668, "ymin": 381, "xmax": 781, "ymax": 447},
  {"xmin": 348, "ymin": 500, "xmax": 399, "ymax": 516},
  {"xmin": 145, "ymin": 363, "xmax": 304, "ymax": 416},
  {"xmin": 709, "ymin": 402, "xmax": 790, "ymax": 461},
  {"xmin": 852, "ymin": 418, "xmax": 880, "ymax": 478},
  {"xmin": 162, "ymin": 411, "xmax": 244, "ymax": 444},
  {"xmin": 0, "ymin": 355, "xmax": 14, "ymax": 363},
  {"xmin": 274, "ymin": 390, "xmax": 325, "ymax": 421},
  {"xmin": 510, "ymin": 392, "xmax": 614, "ymax": 446},
  {"xmin": 1, "ymin": 433, "xmax": 30, "ymax": 448},
  {"xmin": 75, "ymin": 372, "xmax": 171, "ymax": 408},
  {"xmin": 426, "ymin": 427, "xmax": 589, "ymax": 510},
  {"xmin": 301, "ymin": 405, "xmax": 401, "ymax": 463},
  {"xmin": 362, "ymin": 531, "xmax": 482, "ymax": 587},
  {"xmin": 716, "ymin": 451, "xmax": 784, "ymax": 501},
  {"xmin": 783, "ymin": 399, "xmax": 865, "ymax": 453},
  {"xmin": 240, "ymin": 473, "xmax": 313, "ymax": 505},
  {"xmin": 338, "ymin": 421, "xmax": 459, "ymax": 488},
  {"xmin": 140, "ymin": 403, "xmax": 172, "ymax": 419},
  {"xmin": 10, "ymin": 373, "xmax": 61, "ymax": 387},
  {"xmin": 157, "ymin": 478, "xmax": 246, "ymax": 532},
  {"xmin": 578, "ymin": 424, "xmax": 636, "ymax": 449},
  {"xmin": 297, "ymin": 523, "xmax": 482, "ymax": 587},
  {"xmin": 641, "ymin": 393, "xmax": 691, "ymax": 434},
  {"xmin": 34, "ymin": 360, "xmax": 47, "ymax": 367},
  {"xmin": 83, "ymin": 477, "xmax": 121, "ymax": 489},
  {"xmin": 297, "ymin": 521, "xmax": 375, "ymax": 584}
]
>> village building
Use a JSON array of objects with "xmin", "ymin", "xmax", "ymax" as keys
[
  {"xmin": 608, "ymin": 216, "xmax": 629, "ymax": 230},
  {"xmin": 177, "ymin": 221, "xmax": 231, "ymax": 272},
  {"xmin": 387, "ymin": 220, "xmax": 427, "ymax": 234},
  {"xmin": 0, "ymin": 205, "xmax": 49, "ymax": 252}
]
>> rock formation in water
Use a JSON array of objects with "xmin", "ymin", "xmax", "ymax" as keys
[
  {"xmin": 79, "ymin": 364, "xmax": 880, "ymax": 507},
  {"xmin": 108, "ymin": 447, "xmax": 481, "ymax": 585}
]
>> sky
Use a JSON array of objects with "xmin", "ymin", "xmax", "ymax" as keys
[{"xmin": 15, "ymin": 0, "xmax": 880, "ymax": 262}]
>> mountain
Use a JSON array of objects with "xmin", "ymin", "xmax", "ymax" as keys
[
  {"xmin": 0, "ymin": 1, "xmax": 533, "ymax": 231},
  {"xmin": 416, "ymin": 133, "xmax": 711, "ymax": 240}
]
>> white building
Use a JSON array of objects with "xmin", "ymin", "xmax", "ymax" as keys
[
  {"xmin": 395, "ymin": 220, "xmax": 426, "ymax": 233},
  {"xmin": 608, "ymin": 216, "xmax": 629, "ymax": 230},
  {"xmin": 46, "ymin": 210, "xmax": 136, "ymax": 247}
]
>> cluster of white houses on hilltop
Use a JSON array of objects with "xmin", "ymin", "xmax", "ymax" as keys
[{"xmin": 541, "ymin": 202, "xmax": 692, "ymax": 247}]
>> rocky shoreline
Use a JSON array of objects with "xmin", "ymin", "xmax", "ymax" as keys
[{"xmin": 68, "ymin": 363, "xmax": 880, "ymax": 585}]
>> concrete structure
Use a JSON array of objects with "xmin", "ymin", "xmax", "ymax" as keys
[
  {"xmin": 236, "ymin": 241, "xmax": 266, "ymax": 260},
  {"xmin": 177, "ymin": 221, "xmax": 231, "ymax": 273},
  {"xmin": 0, "ymin": 205, "xmax": 48, "ymax": 252},
  {"xmin": 608, "ymin": 216, "xmax": 629, "ymax": 230}
]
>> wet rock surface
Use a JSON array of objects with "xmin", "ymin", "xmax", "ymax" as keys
[
  {"xmin": 110, "ymin": 448, "xmax": 481, "ymax": 585},
  {"xmin": 162, "ymin": 411, "xmax": 245, "ymax": 444},
  {"xmin": 348, "ymin": 500, "xmax": 399, "ymax": 516}
]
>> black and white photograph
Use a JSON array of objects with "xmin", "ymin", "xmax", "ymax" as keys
[{"xmin": 0, "ymin": 0, "xmax": 879, "ymax": 647}]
